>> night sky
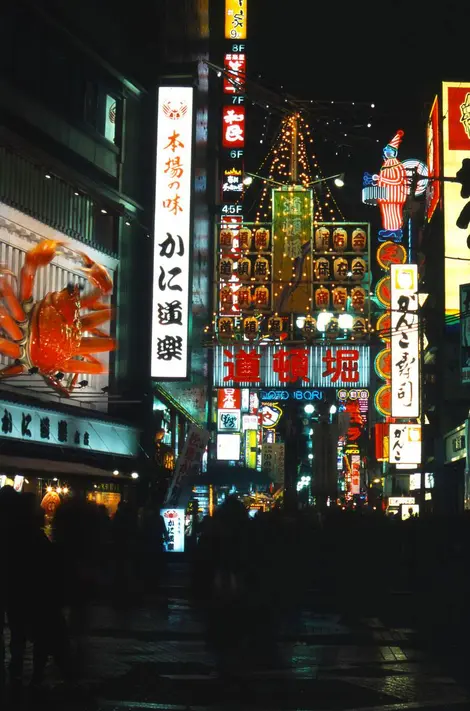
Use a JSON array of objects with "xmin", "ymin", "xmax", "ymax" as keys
[{"xmin": 246, "ymin": 0, "xmax": 469, "ymax": 219}]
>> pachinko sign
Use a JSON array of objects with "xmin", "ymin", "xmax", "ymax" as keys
[
  {"xmin": 151, "ymin": 86, "xmax": 194, "ymax": 379},
  {"xmin": 390, "ymin": 264, "xmax": 420, "ymax": 418}
]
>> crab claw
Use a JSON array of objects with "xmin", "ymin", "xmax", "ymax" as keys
[
  {"xmin": 20, "ymin": 239, "xmax": 65, "ymax": 301},
  {"xmin": 77, "ymin": 252, "xmax": 113, "ymax": 295}
]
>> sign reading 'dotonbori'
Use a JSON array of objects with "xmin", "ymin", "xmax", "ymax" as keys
[
  {"xmin": 390, "ymin": 264, "xmax": 420, "ymax": 419},
  {"xmin": 213, "ymin": 345, "xmax": 370, "ymax": 387},
  {"xmin": 0, "ymin": 239, "xmax": 114, "ymax": 395},
  {"xmin": 151, "ymin": 86, "xmax": 194, "ymax": 379}
]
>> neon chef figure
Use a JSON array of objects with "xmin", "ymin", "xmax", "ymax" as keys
[{"xmin": 369, "ymin": 130, "xmax": 408, "ymax": 243}]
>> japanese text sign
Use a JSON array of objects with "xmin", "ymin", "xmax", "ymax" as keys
[
  {"xmin": 0, "ymin": 399, "xmax": 138, "ymax": 455},
  {"xmin": 426, "ymin": 96, "xmax": 440, "ymax": 222},
  {"xmin": 222, "ymin": 106, "xmax": 245, "ymax": 148},
  {"xmin": 214, "ymin": 345, "xmax": 370, "ymax": 388},
  {"xmin": 217, "ymin": 409, "xmax": 241, "ymax": 432},
  {"xmin": 225, "ymin": 0, "xmax": 247, "ymax": 39},
  {"xmin": 442, "ymin": 82, "xmax": 470, "ymax": 314},
  {"xmin": 390, "ymin": 265, "xmax": 420, "ymax": 418},
  {"xmin": 388, "ymin": 424, "xmax": 421, "ymax": 465},
  {"xmin": 165, "ymin": 424, "xmax": 210, "ymax": 505},
  {"xmin": 224, "ymin": 53, "xmax": 246, "ymax": 94},
  {"xmin": 161, "ymin": 509, "xmax": 185, "ymax": 553},
  {"xmin": 151, "ymin": 86, "xmax": 194, "ymax": 379},
  {"xmin": 218, "ymin": 388, "xmax": 241, "ymax": 410}
]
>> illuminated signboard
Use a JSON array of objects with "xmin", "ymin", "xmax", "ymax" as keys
[
  {"xmin": 222, "ymin": 106, "xmax": 245, "ymax": 148},
  {"xmin": 224, "ymin": 53, "xmax": 246, "ymax": 94},
  {"xmin": 221, "ymin": 162, "xmax": 244, "ymax": 202},
  {"xmin": 426, "ymin": 96, "xmax": 440, "ymax": 221},
  {"xmin": 442, "ymin": 81, "xmax": 470, "ymax": 315},
  {"xmin": 217, "ymin": 409, "xmax": 241, "ymax": 431},
  {"xmin": 217, "ymin": 433, "xmax": 241, "ymax": 460},
  {"xmin": 409, "ymin": 472, "xmax": 434, "ymax": 490},
  {"xmin": 460, "ymin": 283, "xmax": 470, "ymax": 384},
  {"xmin": 388, "ymin": 424, "xmax": 421, "ymax": 465},
  {"xmin": 225, "ymin": 0, "xmax": 247, "ymax": 39},
  {"xmin": 151, "ymin": 86, "xmax": 194, "ymax": 379},
  {"xmin": 161, "ymin": 509, "xmax": 185, "ymax": 553},
  {"xmin": 218, "ymin": 388, "xmax": 241, "ymax": 409},
  {"xmin": 214, "ymin": 345, "xmax": 370, "ymax": 387},
  {"xmin": 390, "ymin": 265, "xmax": 420, "ymax": 418}
]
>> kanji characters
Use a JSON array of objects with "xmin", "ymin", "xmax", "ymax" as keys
[
  {"xmin": 164, "ymin": 131, "xmax": 184, "ymax": 153},
  {"xmin": 158, "ymin": 300, "xmax": 183, "ymax": 326},
  {"xmin": 164, "ymin": 156, "xmax": 184, "ymax": 178},
  {"xmin": 273, "ymin": 348, "xmax": 310, "ymax": 383},
  {"xmin": 223, "ymin": 349, "xmax": 261, "ymax": 383},
  {"xmin": 158, "ymin": 266, "xmax": 182, "ymax": 291},
  {"xmin": 157, "ymin": 335, "xmax": 183, "ymax": 361},
  {"xmin": 163, "ymin": 194, "xmax": 183, "ymax": 215},
  {"xmin": 322, "ymin": 348, "xmax": 360, "ymax": 383}
]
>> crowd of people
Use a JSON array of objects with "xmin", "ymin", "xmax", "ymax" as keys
[
  {"xmin": 3, "ymin": 484, "xmax": 470, "ymax": 698},
  {"xmin": 0, "ymin": 486, "xmax": 167, "ymax": 700}
]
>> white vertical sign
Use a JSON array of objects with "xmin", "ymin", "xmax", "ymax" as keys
[
  {"xmin": 151, "ymin": 86, "xmax": 194, "ymax": 379},
  {"xmin": 390, "ymin": 264, "xmax": 420, "ymax": 418},
  {"xmin": 388, "ymin": 424, "xmax": 421, "ymax": 465}
]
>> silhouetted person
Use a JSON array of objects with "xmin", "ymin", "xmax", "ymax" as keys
[{"xmin": 111, "ymin": 501, "xmax": 138, "ymax": 600}]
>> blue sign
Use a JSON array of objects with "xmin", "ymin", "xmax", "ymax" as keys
[{"xmin": 261, "ymin": 389, "xmax": 326, "ymax": 402}]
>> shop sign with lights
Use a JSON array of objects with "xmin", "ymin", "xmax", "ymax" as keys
[
  {"xmin": 214, "ymin": 345, "xmax": 370, "ymax": 387},
  {"xmin": 218, "ymin": 388, "xmax": 241, "ymax": 409},
  {"xmin": 442, "ymin": 81, "xmax": 470, "ymax": 315},
  {"xmin": 221, "ymin": 161, "xmax": 244, "ymax": 202},
  {"xmin": 217, "ymin": 409, "xmax": 241, "ymax": 432},
  {"xmin": 426, "ymin": 96, "xmax": 440, "ymax": 222},
  {"xmin": 225, "ymin": 0, "xmax": 247, "ymax": 39},
  {"xmin": 161, "ymin": 509, "xmax": 185, "ymax": 553},
  {"xmin": 222, "ymin": 106, "xmax": 245, "ymax": 148},
  {"xmin": 388, "ymin": 424, "xmax": 421, "ymax": 465},
  {"xmin": 0, "ymin": 399, "xmax": 139, "ymax": 456},
  {"xmin": 151, "ymin": 86, "xmax": 194, "ymax": 380},
  {"xmin": 390, "ymin": 264, "xmax": 420, "ymax": 418},
  {"xmin": 224, "ymin": 53, "xmax": 246, "ymax": 94}
]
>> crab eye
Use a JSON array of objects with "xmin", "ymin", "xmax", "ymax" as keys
[{"xmin": 66, "ymin": 283, "xmax": 75, "ymax": 294}]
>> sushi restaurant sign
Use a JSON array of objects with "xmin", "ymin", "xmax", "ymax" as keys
[{"xmin": 0, "ymin": 399, "xmax": 139, "ymax": 456}]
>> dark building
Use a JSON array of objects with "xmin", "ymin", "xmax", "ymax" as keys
[{"xmin": 0, "ymin": 0, "xmax": 212, "ymax": 507}]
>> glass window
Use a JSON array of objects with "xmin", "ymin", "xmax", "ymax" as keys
[{"xmin": 104, "ymin": 95, "xmax": 117, "ymax": 143}]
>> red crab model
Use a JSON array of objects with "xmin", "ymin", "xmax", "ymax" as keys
[{"xmin": 0, "ymin": 239, "xmax": 115, "ymax": 395}]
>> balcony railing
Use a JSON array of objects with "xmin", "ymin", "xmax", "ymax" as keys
[{"xmin": 0, "ymin": 145, "xmax": 116, "ymax": 256}]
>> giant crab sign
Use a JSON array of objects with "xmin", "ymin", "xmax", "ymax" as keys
[{"xmin": 0, "ymin": 239, "xmax": 115, "ymax": 396}]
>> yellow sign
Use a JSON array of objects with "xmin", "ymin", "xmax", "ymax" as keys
[
  {"xmin": 225, "ymin": 0, "xmax": 247, "ymax": 39},
  {"xmin": 442, "ymin": 81, "xmax": 470, "ymax": 315},
  {"xmin": 245, "ymin": 429, "xmax": 257, "ymax": 469}
]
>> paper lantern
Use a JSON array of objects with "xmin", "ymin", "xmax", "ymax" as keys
[
  {"xmin": 314, "ymin": 257, "xmax": 330, "ymax": 280},
  {"xmin": 333, "ymin": 228, "xmax": 347, "ymax": 251},
  {"xmin": 315, "ymin": 287, "xmax": 330, "ymax": 309},
  {"xmin": 239, "ymin": 227, "xmax": 252, "ymax": 250},
  {"xmin": 254, "ymin": 285, "xmax": 270, "ymax": 309},
  {"xmin": 353, "ymin": 317, "xmax": 367, "ymax": 337},
  {"xmin": 237, "ymin": 286, "xmax": 252, "ymax": 309},
  {"xmin": 218, "ymin": 317, "xmax": 234, "ymax": 341},
  {"xmin": 332, "ymin": 286, "xmax": 348, "ymax": 310},
  {"xmin": 302, "ymin": 315, "xmax": 317, "ymax": 339},
  {"xmin": 351, "ymin": 257, "xmax": 366, "ymax": 281},
  {"xmin": 268, "ymin": 316, "xmax": 284, "ymax": 336},
  {"xmin": 219, "ymin": 257, "xmax": 233, "ymax": 278},
  {"xmin": 237, "ymin": 257, "xmax": 251, "ymax": 280},
  {"xmin": 315, "ymin": 227, "xmax": 330, "ymax": 251},
  {"xmin": 243, "ymin": 316, "xmax": 259, "ymax": 340},
  {"xmin": 254, "ymin": 256, "xmax": 270, "ymax": 280},
  {"xmin": 333, "ymin": 257, "xmax": 348, "ymax": 281},
  {"xmin": 255, "ymin": 228, "xmax": 270, "ymax": 250},
  {"xmin": 220, "ymin": 229, "xmax": 234, "ymax": 248},
  {"xmin": 351, "ymin": 286, "xmax": 366, "ymax": 311},
  {"xmin": 220, "ymin": 286, "xmax": 234, "ymax": 310},
  {"xmin": 351, "ymin": 228, "xmax": 367, "ymax": 252},
  {"xmin": 326, "ymin": 317, "xmax": 339, "ymax": 337}
]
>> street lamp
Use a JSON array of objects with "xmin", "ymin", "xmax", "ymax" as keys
[{"xmin": 243, "ymin": 171, "xmax": 346, "ymax": 189}]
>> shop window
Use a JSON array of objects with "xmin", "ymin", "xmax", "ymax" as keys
[
  {"xmin": 85, "ymin": 82, "xmax": 121, "ymax": 145},
  {"xmin": 105, "ymin": 95, "xmax": 117, "ymax": 143}
]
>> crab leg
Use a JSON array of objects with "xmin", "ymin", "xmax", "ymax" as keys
[
  {"xmin": 0, "ymin": 275, "xmax": 26, "ymax": 322},
  {"xmin": 20, "ymin": 239, "xmax": 65, "ymax": 301},
  {"xmin": 80, "ymin": 289, "xmax": 108, "ymax": 310},
  {"xmin": 0, "ymin": 338, "xmax": 21, "ymax": 359},
  {"xmin": 76, "ymin": 336, "xmax": 115, "ymax": 354},
  {"xmin": 77, "ymin": 252, "xmax": 113, "ymax": 294},
  {"xmin": 81, "ymin": 309, "xmax": 112, "ymax": 331},
  {"xmin": 0, "ymin": 305, "xmax": 23, "ymax": 341},
  {"xmin": 61, "ymin": 354, "xmax": 107, "ymax": 374},
  {"xmin": 0, "ymin": 364, "xmax": 25, "ymax": 378}
]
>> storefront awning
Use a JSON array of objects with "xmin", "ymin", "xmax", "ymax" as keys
[{"xmin": 0, "ymin": 454, "xmax": 116, "ymax": 478}]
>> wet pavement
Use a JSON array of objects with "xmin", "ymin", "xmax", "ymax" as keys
[{"xmin": 2, "ymin": 575, "xmax": 470, "ymax": 711}]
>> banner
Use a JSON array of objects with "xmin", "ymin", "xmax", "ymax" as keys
[
  {"xmin": 261, "ymin": 443, "xmax": 285, "ymax": 484},
  {"xmin": 165, "ymin": 424, "xmax": 210, "ymax": 506}
]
